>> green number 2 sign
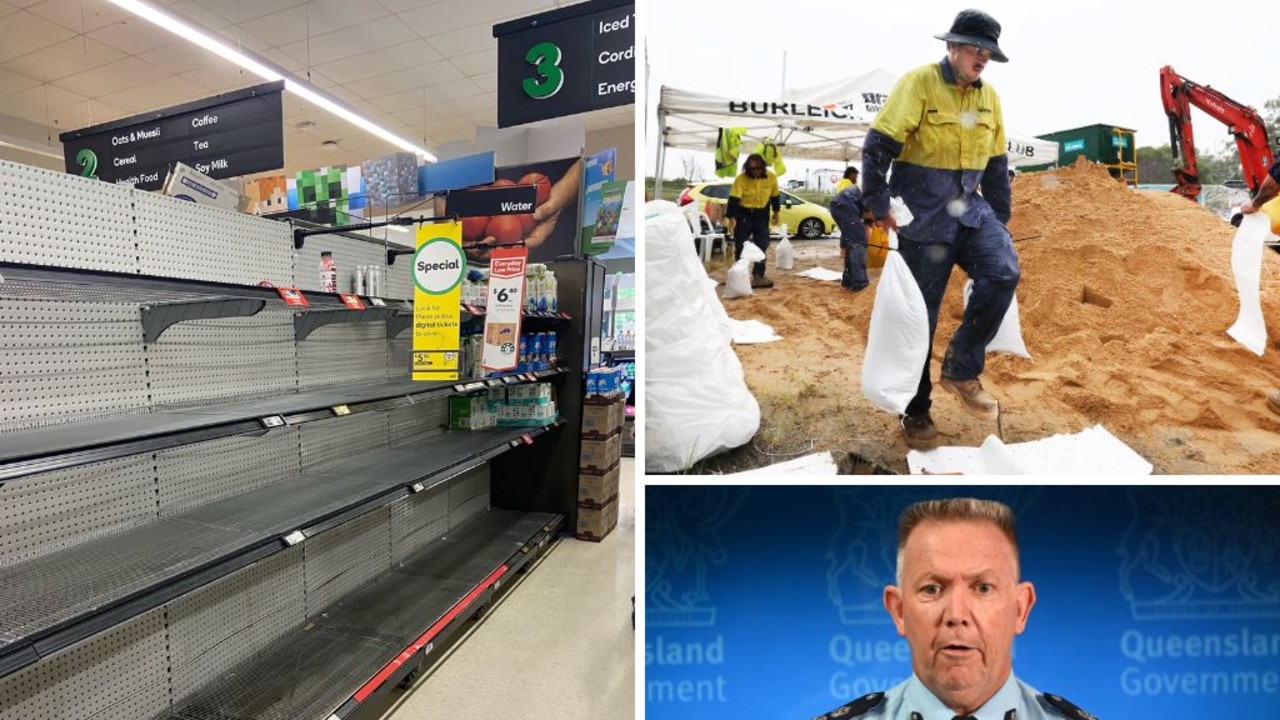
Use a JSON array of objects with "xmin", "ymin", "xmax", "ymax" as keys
[
  {"xmin": 521, "ymin": 41, "xmax": 564, "ymax": 100},
  {"xmin": 76, "ymin": 148, "xmax": 99, "ymax": 180}
]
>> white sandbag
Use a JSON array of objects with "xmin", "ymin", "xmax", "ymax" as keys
[
  {"xmin": 861, "ymin": 249, "xmax": 930, "ymax": 415},
  {"xmin": 646, "ymin": 211, "xmax": 732, "ymax": 348},
  {"xmin": 963, "ymin": 280, "xmax": 1031, "ymax": 358},
  {"xmin": 645, "ymin": 200, "xmax": 762, "ymax": 472},
  {"xmin": 889, "ymin": 196, "xmax": 915, "ymax": 228},
  {"xmin": 1228, "ymin": 213, "xmax": 1271, "ymax": 356},
  {"xmin": 775, "ymin": 235, "xmax": 795, "ymax": 269},
  {"xmin": 723, "ymin": 259, "xmax": 753, "ymax": 299},
  {"xmin": 647, "ymin": 332, "xmax": 761, "ymax": 473},
  {"xmin": 740, "ymin": 240, "xmax": 766, "ymax": 263}
]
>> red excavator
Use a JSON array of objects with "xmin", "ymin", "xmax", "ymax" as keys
[
  {"xmin": 1159, "ymin": 65, "xmax": 1273, "ymax": 202},
  {"xmin": 1159, "ymin": 65, "xmax": 1280, "ymax": 232}
]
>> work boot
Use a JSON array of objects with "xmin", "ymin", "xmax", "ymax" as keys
[
  {"xmin": 939, "ymin": 377, "xmax": 999, "ymax": 421},
  {"xmin": 901, "ymin": 413, "xmax": 940, "ymax": 450},
  {"xmin": 750, "ymin": 275, "xmax": 774, "ymax": 289}
]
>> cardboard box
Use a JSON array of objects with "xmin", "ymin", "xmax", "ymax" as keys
[
  {"xmin": 579, "ymin": 432, "xmax": 621, "ymax": 472},
  {"xmin": 575, "ymin": 495, "xmax": 619, "ymax": 542},
  {"xmin": 581, "ymin": 396, "xmax": 624, "ymax": 439},
  {"xmin": 578, "ymin": 463, "xmax": 621, "ymax": 506}
]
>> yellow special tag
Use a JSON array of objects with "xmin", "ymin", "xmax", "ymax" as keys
[{"xmin": 411, "ymin": 222, "xmax": 464, "ymax": 381}]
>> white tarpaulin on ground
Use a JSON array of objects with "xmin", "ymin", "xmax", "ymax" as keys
[
  {"xmin": 906, "ymin": 424, "xmax": 1153, "ymax": 475},
  {"xmin": 655, "ymin": 68, "xmax": 1059, "ymax": 193},
  {"xmin": 797, "ymin": 267, "xmax": 845, "ymax": 282},
  {"xmin": 731, "ymin": 452, "xmax": 839, "ymax": 475},
  {"xmin": 730, "ymin": 319, "xmax": 783, "ymax": 344}
]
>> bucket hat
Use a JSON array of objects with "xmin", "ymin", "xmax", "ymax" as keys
[{"xmin": 935, "ymin": 9, "xmax": 1008, "ymax": 63}]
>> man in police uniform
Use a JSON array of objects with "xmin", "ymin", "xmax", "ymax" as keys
[
  {"xmin": 861, "ymin": 8, "xmax": 1021, "ymax": 450},
  {"xmin": 812, "ymin": 498, "xmax": 1097, "ymax": 720}
]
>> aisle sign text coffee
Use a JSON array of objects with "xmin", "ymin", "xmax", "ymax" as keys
[
  {"xmin": 59, "ymin": 82, "xmax": 284, "ymax": 191},
  {"xmin": 494, "ymin": 0, "xmax": 634, "ymax": 127},
  {"xmin": 412, "ymin": 222, "xmax": 464, "ymax": 381}
]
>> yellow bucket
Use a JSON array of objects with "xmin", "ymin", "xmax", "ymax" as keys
[
  {"xmin": 867, "ymin": 225, "xmax": 890, "ymax": 269},
  {"xmin": 1263, "ymin": 196, "xmax": 1280, "ymax": 235}
]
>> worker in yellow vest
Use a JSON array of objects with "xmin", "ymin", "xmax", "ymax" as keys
[{"xmin": 727, "ymin": 153, "xmax": 781, "ymax": 288}]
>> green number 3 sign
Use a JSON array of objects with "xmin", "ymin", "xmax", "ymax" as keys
[{"xmin": 521, "ymin": 41, "xmax": 564, "ymax": 100}]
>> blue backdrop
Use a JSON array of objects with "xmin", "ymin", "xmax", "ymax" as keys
[{"xmin": 645, "ymin": 485, "xmax": 1280, "ymax": 719}]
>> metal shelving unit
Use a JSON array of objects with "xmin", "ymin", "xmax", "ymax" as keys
[
  {"xmin": 160, "ymin": 509, "xmax": 560, "ymax": 720},
  {"xmin": 0, "ymin": 370, "xmax": 566, "ymax": 484},
  {"xmin": 0, "ymin": 260, "xmax": 411, "ymax": 344},
  {"xmin": 0, "ymin": 422, "xmax": 561, "ymax": 679},
  {"xmin": 0, "ymin": 159, "xmax": 593, "ymax": 720}
]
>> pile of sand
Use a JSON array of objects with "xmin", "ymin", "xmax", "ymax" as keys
[{"xmin": 717, "ymin": 157, "xmax": 1280, "ymax": 473}]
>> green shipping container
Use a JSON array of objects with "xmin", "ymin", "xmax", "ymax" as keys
[{"xmin": 1029, "ymin": 123, "xmax": 1137, "ymax": 169}]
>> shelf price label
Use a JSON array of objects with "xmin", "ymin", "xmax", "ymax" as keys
[
  {"xmin": 369, "ymin": 297, "xmax": 387, "ymax": 307},
  {"xmin": 522, "ymin": 433, "xmax": 535, "ymax": 445},
  {"xmin": 276, "ymin": 287, "xmax": 308, "ymax": 306},
  {"xmin": 332, "ymin": 405, "xmax": 351, "ymax": 416},
  {"xmin": 282, "ymin": 530, "xmax": 306, "ymax": 546},
  {"xmin": 481, "ymin": 246, "xmax": 527, "ymax": 372},
  {"xmin": 412, "ymin": 222, "xmax": 464, "ymax": 382},
  {"xmin": 339, "ymin": 293, "xmax": 365, "ymax": 310},
  {"xmin": 259, "ymin": 415, "xmax": 286, "ymax": 428}
]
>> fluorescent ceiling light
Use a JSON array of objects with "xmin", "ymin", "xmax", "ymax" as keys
[{"xmin": 107, "ymin": 0, "xmax": 437, "ymax": 163}]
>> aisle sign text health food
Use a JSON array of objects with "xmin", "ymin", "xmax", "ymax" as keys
[
  {"xmin": 495, "ymin": 0, "xmax": 634, "ymax": 127},
  {"xmin": 412, "ymin": 222, "xmax": 464, "ymax": 381}
]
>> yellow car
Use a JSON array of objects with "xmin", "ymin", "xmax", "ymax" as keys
[{"xmin": 678, "ymin": 181, "xmax": 836, "ymax": 239}]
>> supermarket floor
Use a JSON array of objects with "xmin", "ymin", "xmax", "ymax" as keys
[{"xmin": 374, "ymin": 457, "xmax": 636, "ymax": 720}]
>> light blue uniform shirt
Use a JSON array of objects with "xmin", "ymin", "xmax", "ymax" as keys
[{"xmin": 814, "ymin": 673, "xmax": 1095, "ymax": 720}]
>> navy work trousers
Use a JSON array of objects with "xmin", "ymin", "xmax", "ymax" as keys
[
  {"xmin": 733, "ymin": 208, "xmax": 771, "ymax": 277},
  {"xmin": 834, "ymin": 216, "xmax": 868, "ymax": 289},
  {"xmin": 899, "ymin": 216, "xmax": 1021, "ymax": 418}
]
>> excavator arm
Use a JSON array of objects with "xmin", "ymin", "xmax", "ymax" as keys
[{"xmin": 1159, "ymin": 65, "xmax": 1274, "ymax": 202}]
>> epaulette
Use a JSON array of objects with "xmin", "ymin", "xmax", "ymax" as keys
[
  {"xmin": 1041, "ymin": 693, "xmax": 1100, "ymax": 720},
  {"xmin": 811, "ymin": 692, "xmax": 885, "ymax": 720}
]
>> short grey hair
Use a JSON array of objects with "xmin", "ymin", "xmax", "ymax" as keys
[{"xmin": 895, "ymin": 498, "xmax": 1020, "ymax": 585}]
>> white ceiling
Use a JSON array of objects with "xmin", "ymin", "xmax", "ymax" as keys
[{"xmin": 0, "ymin": 0, "xmax": 634, "ymax": 173}]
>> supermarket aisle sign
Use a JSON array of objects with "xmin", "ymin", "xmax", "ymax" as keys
[
  {"xmin": 59, "ymin": 81, "xmax": 284, "ymax": 191},
  {"xmin": 482, "ymin": 247, "xmax": 528, "ymax": 371},
  {"xmin": 412, "ymin": 222, "xmax": 464, "ymax": 381},
  {"xmin": 494, "ymin": 0, "xmax": 634, "ymax": 127}
]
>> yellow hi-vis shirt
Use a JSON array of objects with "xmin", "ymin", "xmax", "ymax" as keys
[
  {"xmin": 873, "ymin": 62, "xmax": 1006, "ymax": 171},
  {"xmin": 729, "ymin": 170, "xmax": 779, "ymax": 210},
  {"xmin": 862, "ymin": 59, "xmax": 1010, "ymax": 242}
]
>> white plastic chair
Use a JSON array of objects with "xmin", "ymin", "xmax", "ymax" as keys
[{"xmin": 684, "ymin": 206, "xmax": 726, "ymax": 264}]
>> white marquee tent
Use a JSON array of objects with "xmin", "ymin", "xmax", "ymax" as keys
[{"xmin": 654, "ymin": 67, "xmax": 1058, "ymax": 194}]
